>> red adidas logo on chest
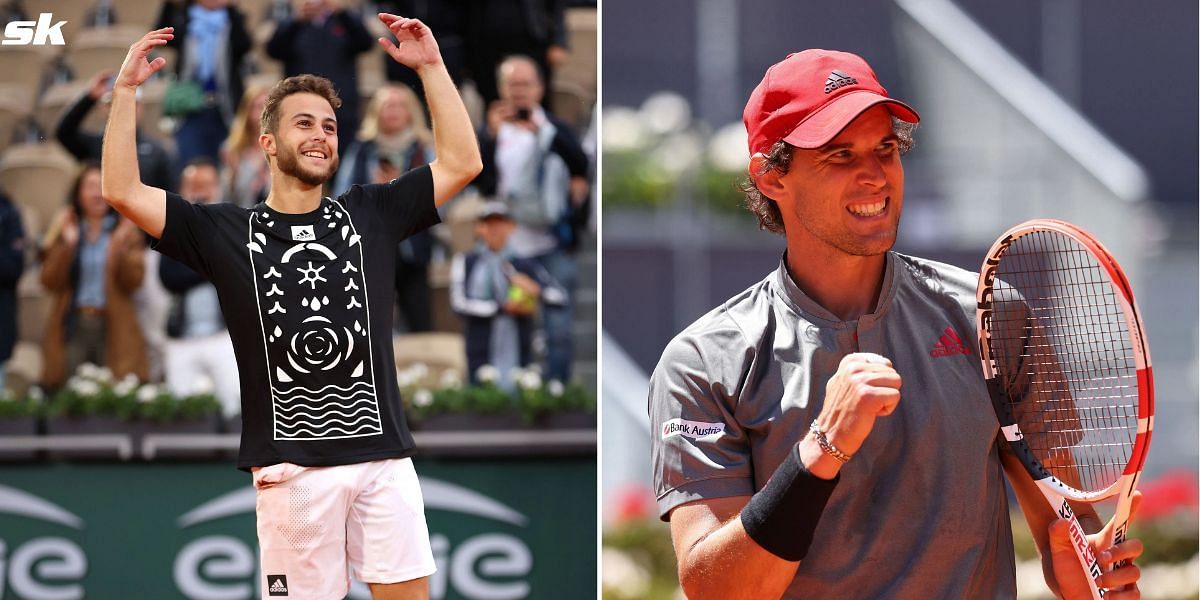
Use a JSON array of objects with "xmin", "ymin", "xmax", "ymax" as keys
[{"xmin": 930, "ymin": 326, "xmax": 971, "ymax": 358}]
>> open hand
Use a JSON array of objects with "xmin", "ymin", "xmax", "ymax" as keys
[
  {"xmin": 114, "ymin": 28, "xmax": 173, "ymax": 90},
  {"xmin": 1050, "ymin": 491, "xmax": 1144, "ymax": 599},
  {"xmin": 376, "ymin": 14, "xmax": 442, "ymax": 71}
]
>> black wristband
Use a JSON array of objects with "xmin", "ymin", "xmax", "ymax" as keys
[{"xmin": 740, "ymin": 443, "xmax": 839, "ymax": 561}]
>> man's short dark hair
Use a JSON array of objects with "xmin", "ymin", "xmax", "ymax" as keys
[
  {"xmin": 260, "ymin": 75, "xmax": 343, "ymax": 136},
  {"xmin": 739, "ymin": 118, "xmax": 916, "ymax": 235}
]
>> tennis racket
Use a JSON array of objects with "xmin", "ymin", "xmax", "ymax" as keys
[{"xmin": 976, "ymin": 219, "xmax": 1153, "ymax": 599}]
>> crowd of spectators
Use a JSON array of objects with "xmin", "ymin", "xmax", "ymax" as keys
[{"xmin": 0, "ymin": 0, "xmax": 596, "ymax": 414}]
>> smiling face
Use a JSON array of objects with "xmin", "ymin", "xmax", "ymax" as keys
[
  {"xmin": 265, "ymin": 92, "xmax": 340, "ymax": 187},
  {"xmin": 761, "ymin": 105, "xmax": 905, "ymax": 258}
]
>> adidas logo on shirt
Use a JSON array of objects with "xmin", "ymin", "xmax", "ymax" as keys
[
  {"xmin": 291, "ymin": 225, "xmax": 315, "ymax": 241},
  {"xmin": 930, "ymin": 326, "xmax": 971, "ymax": 358},
  {"xmin": 268, "ymin": 574, "xmax": 289, "ymax": 596},
  {"xmin": 824, "ymin": 69, "xmax": 858, "ymax": 94}
]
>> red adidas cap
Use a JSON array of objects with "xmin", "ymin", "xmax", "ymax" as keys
[{"xmin": 743, "ymin": 49, "xmax": 920, "ymax": 155}]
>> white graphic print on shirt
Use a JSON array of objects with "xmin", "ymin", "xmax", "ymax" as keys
[{"xmin": 246, "ymin": 200, "xmax": 381, "ymax": 440}]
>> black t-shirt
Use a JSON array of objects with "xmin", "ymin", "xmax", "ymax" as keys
[{"xmin": 153, "ymin": 166, "xmax": 439, "ymax": 470}]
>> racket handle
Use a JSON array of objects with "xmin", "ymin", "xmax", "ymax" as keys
[{"xmin": 1036, "ymin": 484, "xmax": 1105, "ymax": 599}]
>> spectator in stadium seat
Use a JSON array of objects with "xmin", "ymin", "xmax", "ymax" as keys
[
  {"xmin": 465, "ymin": 0, "xmax": 568, "ymax": 108},
  {"xmin": 155, "ymin": 0, "xmax": 252, "ymax": 167},
  {"xmin": 220, "ymin": 83, "xmax": 273, "ymax": 208},
  {"xmin": 377, "ymin": 0, "xmax": 469, "ymax": 104},
  {"xmin": 474, "ymin": 54, "xmax": 589, "ymax": 383},
  {"xmin": 333, "ymin": 84, "xmax": 435, "ymax": 332},
  {"xmin": 40, "ymin": 162, "xmax": 147, "ymax": 389},
  {"xmin": 266, "ymin": 0, "xmax": 376, "ymax": 155},
  {"xmin": 0, "ymin": 189, "xmax": 25, "ymax": 392},
  {"xmin": 450, "ymin": 201, "xmax": 565, "ymax": 390},
  {"xmin": 159, "ymin": 157, "xmax": 240, "ymax": 415},
  {"xmin": 55, "ymin": 69, "xmax": 176, "ymax": 192}
]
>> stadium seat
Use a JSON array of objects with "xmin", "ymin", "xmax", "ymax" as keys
[
  {"xmin": 24, "ymin": 0, "xmax": 92, "ymax": 47},
  {"xmin": 35, "ymin": 80, "xmax": 104, "ymax": 136},
  {"xmin": 9, "ymin": 268, "xmax": 49, "ymax": 394},
  {"xmin": 443, "ymin": 193, "xmax": 485, "ymax": 256},
  {"xmin": 550, "ymin": 79, "xmax": 593, "ymax": 134},
  {"xmin": 560, "ymin": 8, "xmax": 597, "ymax": 97},
  {"xmin": 238, "ymin": 0, "xmax": 274, "ymax": 32},
  {"xmin": 0, "ymin": 85, "xmax": 35, "ymax": 155},
  {"xmin": 6, "ymin": 341, "xmax": 44, "ymax": 397},
  {"xmin": 0, "ymin": 143, "xmax": 79, "ymax": 241},
  {"xmin": 66, "ymin": 25, "xmax": 144, "ymax": 81},
  {"xmin": 0, "ymin": 46, "xmax": 54, "ymax": 93},
  {"xmin": 393, "ymin": 332, "xmax": 466, "ymax": 387},
  {"xmin": 108, "ymin": 0, "xmax": 164, "ymax": 28},
  {"xmin": 15, "ymin": 271, "xmax": 49, "ymax": 347}
]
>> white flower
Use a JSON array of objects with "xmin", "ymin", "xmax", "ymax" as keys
[
  {"xmin": 439, "ymin": 369, "xmax": 462, "ymax": 389},
  {"xmin": 548, "ymin": 380, "xmax": 565, "ymax": 397},
  {"xmin": 28, "ymin": 386, "xmax": 44, "ymax": 402},
  {"xmin": 77, "ymin": 362, "xmax": 99, "ymax": 380},
  {"xmin": 66, "ymin": 376, "xmax": 87, "ymax": 394},
  {"xmin": 113, "ymin": 374, "xmax": 139, "ymax": 396},
  {"xmin": 516, "ymin": 369, "xmax": 542, "ymax": 391},
  {"xmin": 71, "ymin": 379, "xmax": 100, "ymax": 397},
  {"xmin": 413, "ymin": 388, "xmax": 433, "ymax": 407},
  {"xmin": 476, "ymin": 364, "xmax": 499, "ymax": 384},
  {"xmin": 192, "ymin": 374, "xmax": 215, "ymax": 396},
  {"xmin": 409, "ymin": 362, "xmax": 429, "ymax": 380},
  {"xmin": 95, "ymin": 367, "xmax": 114, "ymax": 384},
  {"xmin": 396, "ymin": 366, "xmax": 421, "ymax": 388},
  {"xmin": 136, "ymin": 384, "xmax": 159, "ymax": 403}
]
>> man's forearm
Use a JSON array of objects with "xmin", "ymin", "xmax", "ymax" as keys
[
  {"xmin": 676, "ymin": 508, "xmax": 802, "ymax": 599},
  {"xmin": 100, "ymin": 87, "xmax": 142, "ymax": 205},
  {"xmin": 417, "ymin": 61, "xmax": 482, "ymax": 189}
]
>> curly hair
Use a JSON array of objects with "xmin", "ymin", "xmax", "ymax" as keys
[
  {"xmin": 260, "ymin": 75, "xmax": 343, "ymax": 136},
  {"xmin": 739, "ymin": 117, "xmax": 916, "ymax": 235}
]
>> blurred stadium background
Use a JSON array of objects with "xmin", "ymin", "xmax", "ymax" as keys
[
  {"xmin": 0, "ymin": 1, "xmax": 597, "ymax": 598},
  {"xmin": 601, "ymin": 1, "xmax": 1198, "ymax": 598}
]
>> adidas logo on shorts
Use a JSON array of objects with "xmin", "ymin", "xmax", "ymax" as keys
[{"xmin": 268, "ymin": 574, "xmax": 289, "ymax": 596}]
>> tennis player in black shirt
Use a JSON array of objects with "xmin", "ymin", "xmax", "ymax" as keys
[{"xmin": 101, "ymin": 15, "xmax": 481, "ymax": 600}]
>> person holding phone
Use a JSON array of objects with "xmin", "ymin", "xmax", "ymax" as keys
[
  {"xmin": 55, "ymin": 69, "xmax": 176, "ymax": 191},
  {"xmin": 474, "ymin": 54, "xmax": 589, "ymax": 384}
]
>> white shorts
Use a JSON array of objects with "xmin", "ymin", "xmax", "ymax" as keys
[{"xmin": 253, "ymin": 457, "xmax": 436, "ymax": 600}]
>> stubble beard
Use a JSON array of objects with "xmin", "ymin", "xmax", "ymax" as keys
[
  {"xmin": 796, "ymin": 205, "xmax": 902, "ymax": 258},
  {"xmin": 276, "ymin": 144, "xmax": 339, "ymax": 187}
]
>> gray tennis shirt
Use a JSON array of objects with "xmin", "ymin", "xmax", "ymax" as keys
[{"xmin": 649, "ymin": 252, "xmax": 1016, "ymax": 599}]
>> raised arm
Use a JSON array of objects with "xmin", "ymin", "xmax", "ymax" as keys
[
  {"xmin": 100, "ymin": 28, "xmax": 172, "ymax": 239},
  {"xmin": 377, "ymin": 14, "xmax": 481, "ymax": 207}
]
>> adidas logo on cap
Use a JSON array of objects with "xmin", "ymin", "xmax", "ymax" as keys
[
  {"xmin": 824, "ymin": 70, "xmax": 858, "ymax": 94},
  {"xmin": 268, "ymin": 574, "xmax": 289, "ymax": 596}
]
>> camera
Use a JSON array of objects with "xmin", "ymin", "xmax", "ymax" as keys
[{"xmin": 515, "ymin": 107, "xmax": 531, "ymax": 121}]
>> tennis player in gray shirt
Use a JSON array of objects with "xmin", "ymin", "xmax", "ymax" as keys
[{"xmin": 649, "ymin": 49, "xmax": 1145, "ymax": 599}]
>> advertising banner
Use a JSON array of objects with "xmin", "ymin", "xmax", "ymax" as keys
[{"xmin": 0, "ymin": 457, "xmax": 595, "ymax": 599}]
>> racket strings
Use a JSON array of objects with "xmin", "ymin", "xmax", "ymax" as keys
[{"xmin": 989, "ymin": 230, "xmax": 1138, "ymax": 494}]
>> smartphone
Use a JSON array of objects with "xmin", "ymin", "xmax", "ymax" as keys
[{"xmin": 515, "ymin": 107, "xmax": 531, "ymax": 121}]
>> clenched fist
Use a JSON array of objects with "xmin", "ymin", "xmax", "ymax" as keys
[{"xmin": 800, "ymin": 353, "xmax": 901, "ymax": 477}]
